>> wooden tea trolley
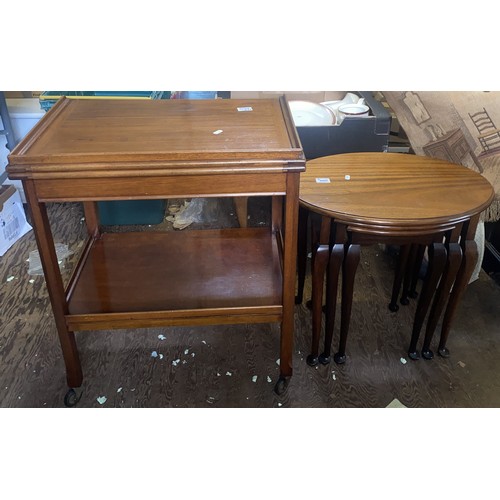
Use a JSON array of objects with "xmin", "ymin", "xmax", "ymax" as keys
[{"xmin": 7, "ymin": 97, "xmax": 305, "ymax": 405}]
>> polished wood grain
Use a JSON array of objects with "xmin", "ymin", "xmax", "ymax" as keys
[
  {"xmin": 7, "ymin": 98, "xmax": 304, "ymax": 168},
  {"xmin": 6, "ymin": 97, "xmax": 305, "ymax": 400},
  {"xmin": 299, "ymin": 152, "xmax": 494, "ymax": 227},
  {"xmin": 298, "ymin": 152, "xmax": 494, "ymax": 368},
  {"xmin": 67, "ymin": 228, "xmax": 282, "ymax": 315}
]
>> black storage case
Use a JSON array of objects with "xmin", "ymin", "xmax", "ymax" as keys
[{"xmin": 295, "ymin": 91, "xmax": 391, "ymax": 160}]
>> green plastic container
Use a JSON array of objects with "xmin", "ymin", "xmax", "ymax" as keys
[
  {"xmin": 39, "ymin": 91, "xmax": 170, "ymax": 112},
  {"xmin": 98, "ymin": 200, "xmax": 166, "ymax": 226}
]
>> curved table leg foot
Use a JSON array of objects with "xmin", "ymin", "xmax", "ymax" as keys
[
  {"xmin": 306, "ymin": 354, "xmax": 319, "ymax": 367},
  {"xmin": 388, "ymin": 302, "xmax": 400, "ymax": 312},
  {"xmin": 318, "ymin": 353, "xmax": 331, "ymax": 365},
  {"xmin": 408, "ymin": 350, "xmax": 420, "ymax": 361},
  {"xmin": 421, "ymin": 348, "xmax": 434, "ymax": 360},
  {"xmin": 334, "ymin": 352, "xmax": 347, "ymax": 364},
  {"xmin": 438, "ymin": 347, "xmax": 450, "ymax": 358}
]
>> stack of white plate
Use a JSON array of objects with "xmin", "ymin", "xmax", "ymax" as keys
[{"xmin": 288, "ymin": 101, "xmax": 335, "ymax": 126}]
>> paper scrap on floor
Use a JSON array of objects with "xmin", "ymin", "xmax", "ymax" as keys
[
  {"xmin": 27, "ymin": 243, "xmax": 73, "ymax": 275},
  {"xmin": 386, "ymin": 398, "xmax": 407, "ymax": 408}
]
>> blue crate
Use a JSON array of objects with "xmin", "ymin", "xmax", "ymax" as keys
[{"xmin": 98, "ymin": 200, "xmax": 166, "ymax": 226}]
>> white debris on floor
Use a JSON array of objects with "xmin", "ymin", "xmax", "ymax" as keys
[
  {"xmin": 400, "ymin": 357, "xmax": 407, "ymax": 365},
  {"xmin": 6, "ymin": 276, "xmax": 15, "ymax": 282},
  {"xmin": 28, "ymin": 243, "xmax": 73, "ymax": 275},
  {"xmin": 252, "ymin": 376, "xmax": 258, "ymax": 383},
  {"xmin": 97, "ymin": 396, "xmax": 107, "ymax": 405},
  {"xmin": 332, "ymin": 372, "xmax": 337, "ymax": 380},
  {"xmin": 267, "ymin": 376, "xmax": 272, "ymax": 383},
  {"xmin": 158, "ymin": 334, "xmax": 166, "ymax": 341},
  {"xmin": 386, "ymin": 398, "xmax": 407, "ymax": 408},
  {"xmin": 117, "ymin": 387, "xmax": 122, "ymax": 393},
  {"xmin": 159, "ymin": 354, "xmax": 164, "ymax": 360},
  {"xmin": 172, "ymin": 359, "xmax": 180, "ymax": 366},
  {"xmin": 458, "ymin": 361, "xmax": 466, "ymax": 368},
  {"xmin": 226, "ymin": 371, "xmax": 232, "ymax": 376},
  {"xmin": 151, "ymin": 351, "xmax": 158, "ymax": 358}
]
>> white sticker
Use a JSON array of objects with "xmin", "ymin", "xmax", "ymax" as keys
[
  {"xmin": 316, "ymin": 178, "xmax": 331, "ymax": 184},
  {"xmin": 237, "ymin": 106, "xmax": 253, "ymax": 112},
  {"xmin": 345, "ymin": 174, "xmax": 351, "ymax": 180},
  {"xmin": 213, "ymin": 129, "xmax": 223, "ymax": 135}
]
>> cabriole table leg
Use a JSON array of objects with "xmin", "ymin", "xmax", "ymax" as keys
[
  {"xmin": 334, "ymin": 242, "xmax": 361, "ymax": 365},
  {"xmin": 408, "ymin": 242, "xmax": 447, "ymax": 360}
]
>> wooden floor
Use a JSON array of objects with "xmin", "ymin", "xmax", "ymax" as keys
[{"xmin": 1, "ymin": 197, "xmax": 500, "ymax": 408}]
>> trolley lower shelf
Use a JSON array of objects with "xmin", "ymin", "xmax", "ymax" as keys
[{"xmin": 65, "ymin": 227, "xmax": 283, "ymax": 331}]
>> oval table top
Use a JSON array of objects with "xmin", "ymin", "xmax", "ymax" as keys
[{"xmin": 299, "ymin": 153, "xmax": 494, "ymax": 229}]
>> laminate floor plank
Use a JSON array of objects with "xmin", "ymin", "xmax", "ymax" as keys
[{"xmin": 1, "ymin": 198, "xmax": 499, "ymax": 408}]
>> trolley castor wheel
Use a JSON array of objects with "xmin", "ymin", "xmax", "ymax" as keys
[
  {"xmin": 421, "ymin": 348, "xmax": 434, "ymax": 360},
  {"xmin": 400, "ymin": 297, "xmax": 410, "ymax": 306},
  {"xmin": 318, "ymin": 353, "xmax": 331, "ymax": 365},
  {"xmin": 64, "ymin": 388, "xmax": 83, "ymax": 408},
  {"xmin": 274, "ymin": 376, "xmax": 290, "ymax": 395},
  {"xmin": 306, "ymin": 354, "xmax": 319, "ymax": 367},
  {"xmin": 408, "ymin": 350, "xmax": 420, "ymax": 361},
  {"xmin": 438, "ymin": 347, "xmax": 450, "ymax": 358},
  {"xmin": 388, "ymin": 302, "xmax": 399, "ymax": 312},
  {"xmin": 333, "ymin": 352, "xmax": 346, "ymax": 364}
]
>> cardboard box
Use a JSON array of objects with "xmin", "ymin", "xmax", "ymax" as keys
[
  {"xmin": 230, "ymin": 91, "xmax": 346, "ymax": 102},
  {"xmin": 0, "ymin": 185, "xmax": 32, "ymax": 257},
  {"xmin": 2, "ymin": 91, "xmax": 42, "ymax": 99}
]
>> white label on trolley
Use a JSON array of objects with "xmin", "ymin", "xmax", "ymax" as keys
[
  {"xmin": 237, "ymin": 106, "xmax": 253, "ymax": 112},
  {"xmin": 315, "ymin": 178, "xmax": 331, "ymax": 183}
]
